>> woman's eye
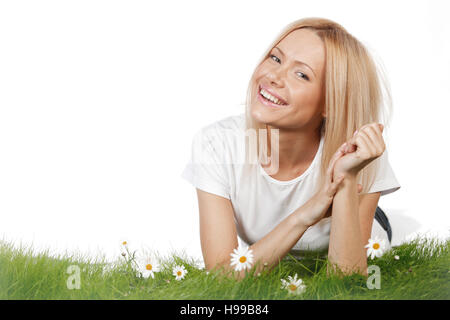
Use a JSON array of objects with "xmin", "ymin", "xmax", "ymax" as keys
[
  {"xmin": 269, "ymin": 54, "xmax": 309, "ymax": 81},
  {"xmin": 269, "ymin": 54, "xmax": 280, "ymax": 63},
  {"xmin": 296, "ymin": 71, "xmax": 309, "ymax": 81}
]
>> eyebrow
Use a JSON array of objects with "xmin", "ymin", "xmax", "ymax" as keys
[{"xmin": 273, "ymin": 47, "xmax": 316, "ymax": 77}]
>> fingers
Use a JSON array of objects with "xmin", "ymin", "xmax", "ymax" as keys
[
  {"xmin": 326, "ymin": 142, "xmax": 346, "ymax": 178},
  {"xmin": 325, "ymin": 146, "xmax": 346, "ymax": 197},
  {"xmin": 344, "ymin": 130, "xmax": 358, "ymax": 153},
  {"xmin": 345, "ymin": 142, "xmax": 357, "ymax": 153},
  {"xmin": 360, "ymin": 126, "xmax": 384, "ymax": 154},
  {"xmin": 367, "ymin": 124, "xmax": 386, "ymax": 154},
  {"xmin": 327, "ymin": 174, "xmax": 345, "ymax": 197},
  {"xmin": 345, "ymin": 123, "xmax": 385, "ymax": 156},
  {"xmin": 357, "ymin": 130, "xmax": 377, "ymax": 156},
  {"xmin": 325, "ymin": 177, "xmax": 362, "ymax": 199}
]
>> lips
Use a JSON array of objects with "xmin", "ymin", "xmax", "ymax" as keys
[{"xmin": 259, "ymin": 84, "xmax": 288, "ymax": 105}]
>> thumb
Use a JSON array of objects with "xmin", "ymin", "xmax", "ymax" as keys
[
  {"xmin": 328, "ymin": 175, "xmax": 345, "ymax": 197},
  {"xmin": 378, "ymin": 124, "xmax": 384, "ymax": 132}
]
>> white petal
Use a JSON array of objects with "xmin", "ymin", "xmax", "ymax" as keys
[{"xmin": 297, "ymin": 284, "xmax": 307, "ymax": 294}]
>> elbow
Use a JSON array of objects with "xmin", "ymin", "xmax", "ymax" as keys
[
  {"xmin": 326, "ymin": 258, "xmax": 368, "ymax": 278},
  {"xmin": 204, "ymin": 259, "xmax": 250, "ymax": 281},
  {"xmin": 204, "ymin": 257, "xmax": 230, "ymax": 274}
]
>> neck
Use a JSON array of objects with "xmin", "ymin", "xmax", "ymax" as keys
[{"xmin": 265, "ymin": 123, "xmax": 322, "ymax": 171}]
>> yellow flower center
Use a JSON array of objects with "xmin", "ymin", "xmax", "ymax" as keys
[
  {"xmin": 288, "ymin": 284, "xmax": 297, "ymax": 291},
  {"xmin": 177, "ymin": 271, "xmax": 182, "ymax": 276},
  {"xmin": 373, "ymin": 243, "xmax": 380, "ymax": 250},
  {"xmin": 122, "ymin": 241, "xmax": 127, "ymax": 245},
  {"xmin": 146, "ymin": 264, "xmax": 152, "ymax": 271},
  {"xmin": 239, "ymin": 256, "xmax": 247, "ymax": 263}
]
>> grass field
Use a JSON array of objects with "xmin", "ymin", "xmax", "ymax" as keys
[{"xmin": 0, "ymin": 236, "xmax": 449, "ymax": 300}]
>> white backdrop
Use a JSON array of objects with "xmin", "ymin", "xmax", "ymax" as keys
[{"xmin": 0, "ymin": 0, "xmax": 449, "ymax": 265}]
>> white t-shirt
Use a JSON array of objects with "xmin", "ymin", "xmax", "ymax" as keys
[{"xmin": 181, "ymin": 113, "xmax": 401, "ymax": 252}]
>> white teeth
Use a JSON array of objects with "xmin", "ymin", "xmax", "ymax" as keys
[{"xmin": 259, "ymin": 88, "xmax": 285, "ymax": 105}]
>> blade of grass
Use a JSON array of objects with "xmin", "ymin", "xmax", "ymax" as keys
[{"xmin": 287, "ymin": 253, "xmax": 314, "ymax": 275}]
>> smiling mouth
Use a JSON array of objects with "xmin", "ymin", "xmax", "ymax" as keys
[{"xmin": 258, "ymin": 85, "xmax": 288, "ymax": 106}]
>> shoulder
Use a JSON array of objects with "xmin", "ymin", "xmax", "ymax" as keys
[
  {"xmin": 200, "ymin": 113, "xmax": 245, "ymax": 136},
  {"xmin": 189, "ymin": 113, "xmax": 246, "ymax": 163},
  {"xmin": 195, "ymin": 113, "xmax": 246, "ymax": 148}
]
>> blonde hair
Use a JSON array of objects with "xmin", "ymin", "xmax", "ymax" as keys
[{"xmin": 244, "ymin": 17, "xmax": 393, "ymax": 194}]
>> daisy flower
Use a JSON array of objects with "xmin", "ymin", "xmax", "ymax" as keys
[
  {"xmin": 281, "ymin": 274, "xmax": 306, "ymax": 295},
  {"xmin": 365, "ymin": 237, "xmax": 386, "ymax": 259},
  {"xmin": 173, "ymin": 265, "xmax": 188, "ymax": 281},
  {"xmin": 138, "ymin": 256, "xmax": 160, "ymax": 279},
  {"xmin": 120, "ymin": 240, "xmax": 129, "ymax": 255},
  {"xmin": 230, "ymin": 246, "xmax": 254, "ymax": 272}
]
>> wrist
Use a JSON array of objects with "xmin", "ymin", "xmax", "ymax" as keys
[
  {"xmin": 333, "ymin": 170, "xmax": 357, "ymax": 182},
  {"xmin": 292, "ymin": 203, "xmax": 314, "ymax": 229},
  {"xmin": 335, "ymin": 172, "xmax": 358, "ymax": 193}
]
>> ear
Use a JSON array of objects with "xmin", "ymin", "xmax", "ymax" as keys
[{"xmin": 320, "ymin": 103, "xmax": 326, "ymax": 118}]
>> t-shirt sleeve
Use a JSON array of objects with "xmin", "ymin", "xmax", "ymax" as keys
[
  {"xmin": 181, "ymin": 127, "xmax": 231, "ymax": 199},
  {"xmin": 365, "ymin": 148, "xmax": 401, "ymax": 196}
]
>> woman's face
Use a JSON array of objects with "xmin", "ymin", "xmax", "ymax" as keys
[{"xmin": 250, "ymin": 28, "xmax": 326, "ymax": 130}]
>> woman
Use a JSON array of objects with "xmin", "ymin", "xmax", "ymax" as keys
[{"xmin": 182, "ymin": 17, "xmax": 400, "ymax": 277}]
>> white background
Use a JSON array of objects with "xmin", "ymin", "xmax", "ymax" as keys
[{"xmin": 0, "ymin": 0, "xmax": 449, "ymax": 265}]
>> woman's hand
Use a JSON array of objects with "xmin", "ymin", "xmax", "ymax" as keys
[
  {"xmin": 333, "ymin": 123, "xmax": 386, "ymax": 179},
  {"xmin": 299, "ymin": 142, "xmax": 362, "ymax": 227}
]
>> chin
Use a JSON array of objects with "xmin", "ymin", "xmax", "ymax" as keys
[
  {"xmin": 251, "ymin": 104, "xmax": 285, "ymax": 126},
  {"xmin": 250, "ymin": 105, "xmax": 269, "ymax": 124}
]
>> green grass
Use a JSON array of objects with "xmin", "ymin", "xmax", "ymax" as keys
[{"xmin": 1, "ymin": 236, "xmax": 449, "ymax": 300}]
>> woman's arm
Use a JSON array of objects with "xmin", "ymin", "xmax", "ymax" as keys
[
  {"xmin": 327, "ymin": 123, "xmax": 386, "ymax": 276},
  {"xmin": 198, "ymin": 143, "xmax": 349, "ymax": 279},
  {"xmin": 234, "ymin": 199, "xmax": 311, "ymax": 277},
  {"xmin": 197, "ymin": 188, "xmax": 315, "ymax": 279},
  {"xmin": 327, "ymin": 174, "xmax": 367, "ymax": 276}
]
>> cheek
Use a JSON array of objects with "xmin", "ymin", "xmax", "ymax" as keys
[
  {"xmin": 290, "ymin": 85, "xmax": 322, "ymax": 109},
  {"xmin": 253, "ymin": 62, "xmax": 271, "ymax": 81}
]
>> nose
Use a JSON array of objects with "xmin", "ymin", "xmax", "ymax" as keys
[{"xmin": 267, "ymin": 67, "xmax": 286, "ymax": 87}]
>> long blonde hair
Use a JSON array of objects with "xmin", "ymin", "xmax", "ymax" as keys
[{"xmin": 244, "ymin": 17, "xmax": 393, "ymax": 194}]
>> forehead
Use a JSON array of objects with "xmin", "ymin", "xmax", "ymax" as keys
[{"xmin": 275, "ymin": 28, "xmax": 325, "ymax": 73}]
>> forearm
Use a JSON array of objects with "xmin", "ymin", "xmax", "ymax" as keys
[
  {"xmin": 218, "ymin": 208, "xmax": 310, "ymax": 280},
  {"xmin": 327, "ymin": 174, "xmax": 367, "ymax": 276}
]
